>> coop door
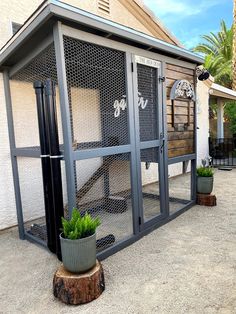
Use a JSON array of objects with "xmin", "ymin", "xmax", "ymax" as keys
[{"xmin": 132, "ymin": 55, "xmax": 167, "ymax": 230}]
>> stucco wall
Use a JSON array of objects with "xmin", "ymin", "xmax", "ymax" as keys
[
  {"xmin": 0, "ymin": 0, "xmax": 43, "ymax": 229},
  {"xmin": 64, "ymin": 0, "xmax": 154, "ymax": 36},
  {"xmin": 0, "ymin": 74, "xmax": 17, "ymax": 229},
  {"xmin": 0, "ymin": 0, "xmax": 42, "ymax": 49}
]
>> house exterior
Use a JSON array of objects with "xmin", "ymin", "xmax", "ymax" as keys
[{"xmin": 0, "ymin": 0, "xmax": 207, "ymax": 237}]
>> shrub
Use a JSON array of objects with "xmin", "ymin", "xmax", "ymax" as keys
[
  {"xmin": 197, "ymin": 166, "xmax": 214, "ymax": 177},
  {"xmin": 61, "ymin": 208, "xmax": 100, "ymax": 240}
]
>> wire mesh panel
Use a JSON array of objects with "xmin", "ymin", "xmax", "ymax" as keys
[
  {"xmin": 63, "ymin": 36, "xmax": 129, "ymax": 150},
  {"xmin": 75, "ymin": 153, "xmax": 133, "ymax": 250},
  {"xmin": 136, "ymin": 62, "xmax": 161, "ymax": 222},
  {"xmin": 168, "ymin": 161, "xmax": 192, "ymax": 214},
  {"xmin": 9, "ymin": 44, "xmax": 65, "ymax": 246},
  {"xmin": 10, "ymin": 43, "xmax": 64, "ymax": 147},
  {"xmin": 141, "ymin": 148, "xmax": 161, "ymax": 221},
  {"xmin": 137, "ymin": 63, "xmax": 158, "ymax": 142},
  {"xmin": 62, "ymin": 36, "xmax": 134, "ymax": 251},
  {"xmin": 17, "ymin": 157, "xmax": 46, "ymax": 240}
]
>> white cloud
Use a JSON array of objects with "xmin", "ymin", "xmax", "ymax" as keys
[
  {"xmin": 143, "ymin": 0, "xmax": 223, "ymax": 48},
  {"xmin": 144, "ymin": 0, "xmax": 222, "ymax": 19}
]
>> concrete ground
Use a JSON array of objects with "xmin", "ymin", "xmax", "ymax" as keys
[{"xmin": 0, "ymin": 169, "xmax": 236, "ymax": 314}]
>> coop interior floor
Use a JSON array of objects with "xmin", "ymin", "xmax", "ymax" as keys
[{"xmin": 24, "ymin": 173, "xmax": 192, "ymax": 247}]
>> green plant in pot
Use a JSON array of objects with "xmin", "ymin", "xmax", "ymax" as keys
[
  {"xmin": 60, "ymin": 208, "xmax": 100, "ymax": 273},
  {"xmin": 196, "ymin": 166, "xmax": 214, "ymax": 194}
]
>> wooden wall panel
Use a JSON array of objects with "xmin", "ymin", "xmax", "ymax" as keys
[{"xmin": 166, "ymin": 63, "xmax": 195, "ymax": 159}]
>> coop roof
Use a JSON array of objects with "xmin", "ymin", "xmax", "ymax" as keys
[{"xmin": 0, "ymin": 0, "xmax": 203, "ymax": 70}]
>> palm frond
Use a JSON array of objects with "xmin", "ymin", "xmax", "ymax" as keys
[{"xmin": 194, "ymin": 19, "xmax": 233, "ymax": 88}]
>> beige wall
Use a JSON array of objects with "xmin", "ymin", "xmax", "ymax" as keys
[
  {"xmin": 0, "ymin": 0, "xmax": 158, "ymax": 51},
  {"xmin": 0, "ymin": 0, "xmax": 43, "ymax": 228},
  {"xmin": 71, "ymin": 87, "xmax": 102, "ymax": 143},
  {"xmin": 64, "ymin": 0, "xmax": 153, "ymax": 36},
  {"xmin": 0, "ymin": 74, "xmax": 17, "ymax": 229},
  {"xmin": 0, "ymin": 0, "xmax": 43, "ymax": 49}
]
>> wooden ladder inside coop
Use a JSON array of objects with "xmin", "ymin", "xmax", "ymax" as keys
[{"xmin": 76, "ymin": 159, "xmax": 113, "ymax": 202}]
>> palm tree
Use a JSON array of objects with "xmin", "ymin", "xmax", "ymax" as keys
[
  {"xmin": 194, "ymin": 20, "xmax": 233, "ymax": 88},
  {"xmin": 232, "ymin": 0, "xmax": 236, "ymax": 90}
]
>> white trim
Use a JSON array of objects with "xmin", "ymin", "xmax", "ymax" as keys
[
  {"xmin": 135, "ymin": 55, "xmax": 160, "ymax": 68},
  {"xmin": 210, "ymin": 83, "xmax": 236, "ymax": 100}
]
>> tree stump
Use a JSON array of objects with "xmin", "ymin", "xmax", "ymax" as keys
[
  {"xmin": 196, "ymin": 193, "xmax": 217, "ymax": 206},
  {"xmin": 53, "ymin": 260, "xmax": 105, "ymax": 305}
]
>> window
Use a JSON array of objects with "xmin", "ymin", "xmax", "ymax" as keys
[
  {"xmin": 98, "ymin": 0, "xmax": 110, "ymax": 15},
  {"xmin": 12, "ymin": 22, "xmax": 22, "ymax": 35}
]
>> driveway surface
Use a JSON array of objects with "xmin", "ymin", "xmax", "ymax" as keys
[{"xmin": 0, "ymin": 169, "xmax": 236, "ymax": 314}]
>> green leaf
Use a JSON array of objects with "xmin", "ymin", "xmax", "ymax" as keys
[{"xmin": 61, "ymin": 208, "xmax": 101, "ymax": 240}]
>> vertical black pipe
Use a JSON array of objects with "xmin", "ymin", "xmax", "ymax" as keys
[
  {"xmin": 34, "ymin": 81, "xmax": 56, "ymax": 253},
  {"xmin": 44, "ymin": 79, "xmax": 64, "ymax": 260}
]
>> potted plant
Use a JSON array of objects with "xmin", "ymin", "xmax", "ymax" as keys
[
  {"xmin": 196, "ymin": 166, "xmax": 214, "ymax": 194},
  {"xmin": 60, "ymin": 208, "xmax": 100, "ymax": 273}
]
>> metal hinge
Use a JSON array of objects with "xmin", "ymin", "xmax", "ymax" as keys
[{"xmin": 159, "ymin": 76, "xmax": 166, "ymax": 82}]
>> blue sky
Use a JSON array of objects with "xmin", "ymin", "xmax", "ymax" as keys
[{"xmin": 143, "ymin": 0, "xmax": 233, "ymax": 49}]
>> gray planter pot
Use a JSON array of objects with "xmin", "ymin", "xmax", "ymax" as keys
[
  {"xmin": 197, "ymin": 176, "xmax": 214, "ymax": 194},
  {"xmin": 60, "ymin": 232, "xmax": 96, "ymax": 273}
]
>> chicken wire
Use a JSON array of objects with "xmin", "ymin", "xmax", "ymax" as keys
[
  {"xmin": 17, "ymin": 157, "xmax": 46, "ymax": 239},
  {"xmin": 10, "ymin": 43, "xmax": 64, "ymax": 147},
  {"xmin": 137, "ymin": 63, "xmax": 158, "ymax": 142},
  {"xmin": 63, "ymin": 36, "xmax": 129, "ymax": 149},
  {"xmin": 75, "ymin": 153, "xmax": 133, "ymax": 249},
  {"xmin": 140, "ymin": 148, "xmax": 161, "ymax": 221},
  {"xmin": 9, "ymin": 44, "xmax": 65, "ymax": 243}
]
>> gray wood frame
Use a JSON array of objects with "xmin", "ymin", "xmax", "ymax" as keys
[{"xmin": 131, "ymin": 54, "xmax": 167, "ymax": 230}]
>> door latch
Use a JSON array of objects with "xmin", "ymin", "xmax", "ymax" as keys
[{"xmin": 160, "ymin": 138, "xmax": 165, "ymax": 153}]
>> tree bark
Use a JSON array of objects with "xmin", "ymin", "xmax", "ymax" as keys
[
  {"xmin": 53, "ymin": 260, "xmax": 105, "ymax": 304},
  {"xmin": 196, "ymin": 193, "xmax": 217, "ymax": 206}
]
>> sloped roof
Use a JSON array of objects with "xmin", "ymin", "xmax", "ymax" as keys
[{"xmin": 0, "ymin": 0, "xmax": 203, "ymax": 70}]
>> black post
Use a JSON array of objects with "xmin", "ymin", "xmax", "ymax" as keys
[
  {"xmin": 44, "ymin": 79, "xmax": 64, "ymax": 260},
  {"xmin": 34, "ymin": 81, "xmax": 56, "ymax": 253}
]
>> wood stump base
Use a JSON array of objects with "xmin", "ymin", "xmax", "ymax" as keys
[
  {"xmin": 196, "ymin": 193, "xmax": 217, "ymax": 206},
  {"xmin": 53, "ymin": 260, "xmax": 105, "ymax": 305}
]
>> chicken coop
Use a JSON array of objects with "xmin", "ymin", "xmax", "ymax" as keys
[{"xmin": 0, "ymin": 0, "xmax": 203, "ymax": 259}]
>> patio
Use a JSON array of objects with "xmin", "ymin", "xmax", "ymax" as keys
[{"xmin": 0, "ymin": 168, "xmax": 236, "ymax": 313}]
